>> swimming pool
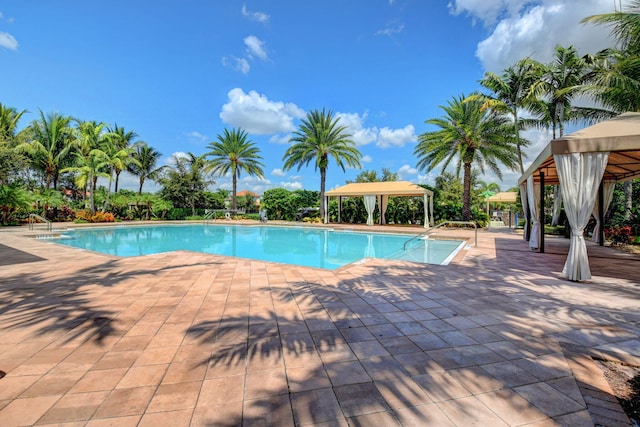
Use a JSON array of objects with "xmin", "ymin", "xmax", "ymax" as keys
[{"xmin": 50, "ymin": 224, "xmax": 466, "ymax": 270}]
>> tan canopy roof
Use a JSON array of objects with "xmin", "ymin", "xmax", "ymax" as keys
[
  {"xmin": 486, "ymin": 192, "xmax": 518, "ymax": 203},
  {"xmin": 519, "ymin": 112, "xmax": 640, "ymax": 185},
  {"xmin": 325, "ymin": 181, "xmax": 433, "ymax": 197}
]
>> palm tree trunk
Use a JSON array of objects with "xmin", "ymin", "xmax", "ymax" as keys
[
  {"xmin": 102, "ymin": 176, "xmax": 113, "ymax": 213},
  {"xmin": 513, "ymin": 111, "xmax": 524, "ymax": 174},
  {"xmin": 138, "ymin": 177, "xmax": 144, "ymax": 195},
  {"xmin": 320, "ymin": 167, "xmax": 327, "ymax": 220},
  {"xmin": 232, "ymin": 171, "xmax": 237, "ymax": 211},
  {"xmin": 624, "ymin": 181, "xmax": 633, "ymax": 220},
  {"xmin": 90, "ymin": 176, "xmax": 97, "ymax": 214},
  {"xmin": 114, "ymin": 170, "xmax": 120, "ymax": 193},
  {"xmin": 462, "ymin": 162, "xmax": 472, "ymax": 221}
]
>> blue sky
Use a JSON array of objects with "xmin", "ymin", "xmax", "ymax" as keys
[{"xmin": 0, "ymin": 0, "xmax": 620, "ymax": 194}]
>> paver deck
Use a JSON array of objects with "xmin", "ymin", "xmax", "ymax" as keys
[{"xmin": 0, "ymin": 222, "xmax": 638, "ymax": 426}]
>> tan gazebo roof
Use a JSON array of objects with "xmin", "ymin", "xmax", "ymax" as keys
[
  {"xmin": 325, "ymin": 181, "xmax": 433, "ymax": 197},
  {"xmin": 518, "ymin": 112, "xmax": 640, "ymax": 185},
  {"xmin": 486, "ymin": 191, "xmax": 518, "ymax": 203}
]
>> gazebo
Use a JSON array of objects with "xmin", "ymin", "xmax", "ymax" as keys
[
  {"xmin": 324, "ymin": 181, "xmax": 435, "ymax": 228},
  {"xmin": 518, "ymin": 112, "xmax": 640, "ymax": 281}
]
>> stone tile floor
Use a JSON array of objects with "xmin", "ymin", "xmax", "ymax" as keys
[{"xmin": 0, "ymin": 223, "xmax": 639, "ymax": 426}]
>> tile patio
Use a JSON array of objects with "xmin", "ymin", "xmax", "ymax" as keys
[{"xmin": 0, "ymin": 222, "xmax": 638, "ymax": 426}]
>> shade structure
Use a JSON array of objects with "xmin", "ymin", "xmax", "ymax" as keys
[
  {"xmin": 486, "ymin": 192, "xmax": 518, "ymax": 203},
  {"xmin": 325, "ymin": 181, "xmax": 434, "ymax": 227},
  {"xmin": 518, "ymin": 112, "xmax": 640, "ymax": 281},
  {"xmin": 518, "ymin": 112, "xmax": 640, "ymax": 186}
]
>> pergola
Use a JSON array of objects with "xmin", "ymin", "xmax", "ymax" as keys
[
  {"xmin": 486, "ymin": 192, "xmax": 519, "ymax": 227},
  {"xmin": 324, "ymin": 181, "xmax": 435, "ymax": 228},
  {"xmin": 518, "ymin": 112, "xmax": 640, "ymax": 281}
]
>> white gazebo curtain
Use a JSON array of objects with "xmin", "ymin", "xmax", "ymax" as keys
[
  {"xmin": 526, "ymin": 176, "xmax": 541, "ymax": 250},
  {"xmin": 591, "ymin": 181, "xmax": 615, "ymax": 244},
  {"xmin": 380, "ymin": 195, "xmax": 389, "ymax": 225},
  {"xmin": 519, "ymin": 182, "xmax": 529, "ymax": 241},
  {"xmin": 554, "ymin": 152, "xmax": 609, "ymax": 281},
  {"xmin": 364, "ymin": 195, "xmax": 376, "ymax": 226},
  {"xmin": 551, "ymin": 185, "xmax": 562, "ymax": 226}
]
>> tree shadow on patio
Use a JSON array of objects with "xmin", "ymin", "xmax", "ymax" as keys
[{"xmin": 184, "ymin": 252, "xmax": 638, "ymax": 425}]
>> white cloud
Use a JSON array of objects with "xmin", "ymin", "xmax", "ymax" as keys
[
  {"xmin": 222, "ymin": 56, "xmax": 250, "ymax": 74},
  {"xmin": 185, "ymin": 131, "xmax": 208, "ymax": 144},
  {"xmin": 220, "ymin": 88, "xmax": 305, "ymax": 134},
  {"xmin": 451, "ymin": 0, "xmax": 617, "ymax": 73},
  {"xmin": 280, "ymin": 181, "xmax": 303, "ymax": 190},
  {"xmin": 288, "ymin": 175, "xmax": 303, "ymax": 181},
  {"xmin": 448, "ymin": 0, "xmax": 531, "ymax": 26},
  {"xmin": 361, "ymin": 155, "xmax": 373, "ymax": 163},
  {"xmin": 269, "ymin": 134, "xmax": 291, "ymax": 144},
  {"xmin": 271, "ymin": 168, "xmax": 286, "ymax": 177},
  {"xmin": 397, "ymin": 164, "xmax": 418, "ymax": 179},
  {"xmin": 337, "ymin": 112, "xmax": 378, "ymax": 146},
  {"xmin": 414, "ymin": 173, "xmax": 437, "ymax": 186},
  {"xmin": 0, "ymin": 31, "xmax": 18, "ymax": 50},
  {"xmin": 377, "ymin": 125, "xmax": 416, "ymax": 148},
  {"xmin": 375, "ymin": 21, "xmax": 405, "ymax": 37},
  {"xmin": 244, "ymin": 35, "xmax": 268, "ymax": 60},
  {"xmin": 241, "ymin": 5, "xmax": 270, "ymax": 24}
]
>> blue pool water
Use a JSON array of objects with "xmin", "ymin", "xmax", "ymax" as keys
[{"xmin": 51, "ymin": 224, "xmax": 466, "ymax": 270}]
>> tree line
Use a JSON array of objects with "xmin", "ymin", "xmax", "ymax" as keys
[{"xmin": 1, "ymin": 5, "xmax": 639, "ymax": 229}]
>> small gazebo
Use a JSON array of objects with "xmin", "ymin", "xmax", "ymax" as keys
[
  {"xmin": 518, "ymin": 112, "xmax": 640, "ymax": 281},
  {"xmin": 324, "ymin": 181, "xmax": 434, "ymax": 228}
]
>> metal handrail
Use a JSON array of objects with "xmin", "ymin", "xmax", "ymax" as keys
[
  {"xmin": 203, "ymin": 211, "xmax": 215, "ymax": 223},
  {"xmin": 403, "ymin": 221, "xmax": 477, "ymax": 250},
  {"xmin": 28, "ymin": 214, "xmax": 52, "ymax": 231}
]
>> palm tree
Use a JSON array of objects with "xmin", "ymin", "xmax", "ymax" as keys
[
  {"xmin": 479, "ymin": 58, "xmax": 542, "ymax": 174},
  {"xmin": 0, "ymin": 103, "xmax": 27, "ymax": 185},
  {"xmin": 71, "ymin": 120, "xmax": 109, "ymax": 209},
  {"xmin": 108, "ymin": 124, "xmax": 138, "ymax": 193},
  {"xmin": 583, "ymin": 3, "xmax": 640, "ymax": 220},
  {"xmin": 127, "ymin": 142, "xmax": 165, "ymax": 194},
  {"xmin": 0, "ymin": 102, "xmax": 26, "ymax": 142},
  {"xmin": 100, "ymin": 139, "xmax": 139, "ymax": 212},
  {"xmin": 582, "ymin": 1, "xmax": 640, "ymax": 55},
  {"xmin": 283, "ymin": 109, "xmax": 362, "ymax": 220},
  {"xmin": 414, "ymin": 94, "xmax": 519, "ymax": 221},
  {"xmin": 204, "ymin": 128, "xmax": 264, "ymax": 211},
  {"xmin": 17, "ymin": 111, "xmax": 74, "ymax": 189}
]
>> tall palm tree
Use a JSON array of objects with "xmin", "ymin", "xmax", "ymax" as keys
[
  {"xmin": 127, "ymin": 142, "xmax": 165, "ymax": 194},
  {"xmin": 70, "ymin": 120, "xmax": 110, "ymax": 209},
  {"xmin": 17, "ymin": 111, "xmax": 74, "ymax": 189},
  {"xmin": 0, "ymin": 103, "xmax": 27, "ymax": 185},
  {"xmin": 283, "ymin": 109, "xmax": 362, "ymax": 220},
  {"xmin": 100, "ymin": 139, "xmax": 139, "ymax": 212},
  {"xmin": 108, "ymin": 124, "xmax": 138, "ymax": 193},
  {"xmin": 582, "ymin": 1, "xmax": 640, "ymax": 55},
  {"xmin": 0, "ymin": 103, "xmax": 26, "ymax": 142},
  {"xmin": 204, "ymin": 128, "xmax": 264, "ymax": 211},
  {"xmin": 414, "ymin": 94, "xmax": 519, "ymax": 221},
  {"xmin": 583, "ymin": 3, "xmax": 640, "ymax": 220},
  {"xmin": 479, "ymin": 58, "xmax": 542, "ymax": 174}
]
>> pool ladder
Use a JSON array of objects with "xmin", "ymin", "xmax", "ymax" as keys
[
  {"xmin": 403, "ymin": 221, "xmax": 477, "ymax": 250},
  {"xmin": 28, "ymin": 214, "xmax": 52, "ymax": 232}
]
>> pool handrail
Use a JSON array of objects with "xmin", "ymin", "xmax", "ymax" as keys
[
  {"xmin": 403, "ymin": 221, "xmax": 477, "ymax": 250},
  {"xmin": 28, "ymin": 213, "xmax": 52, "ymax": 232}
]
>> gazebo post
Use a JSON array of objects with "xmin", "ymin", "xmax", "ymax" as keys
[
  {"xmin": 598, "ymin": 181, "xmax": 604, "ymax": 246},
  {"xmin": 338, "ymin": 196, "xmax": 342, "ymax": 224},
  {"xmin": 539, "ymin": 172, "xmax": 545, "ymax": 253}
]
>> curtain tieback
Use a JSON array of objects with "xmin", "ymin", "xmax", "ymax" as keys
[{"xmin": 571, "ymin": 230, "xmax": 585, "ymax": 239}]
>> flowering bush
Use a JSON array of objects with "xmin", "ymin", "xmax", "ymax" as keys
[
  {"xmin": 604, "ymin": 226, "xmax": 633, "ymax": 246},
  {"xmin": 74, "ymin": 210, "xmax": 115, "ymax": 223}
]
